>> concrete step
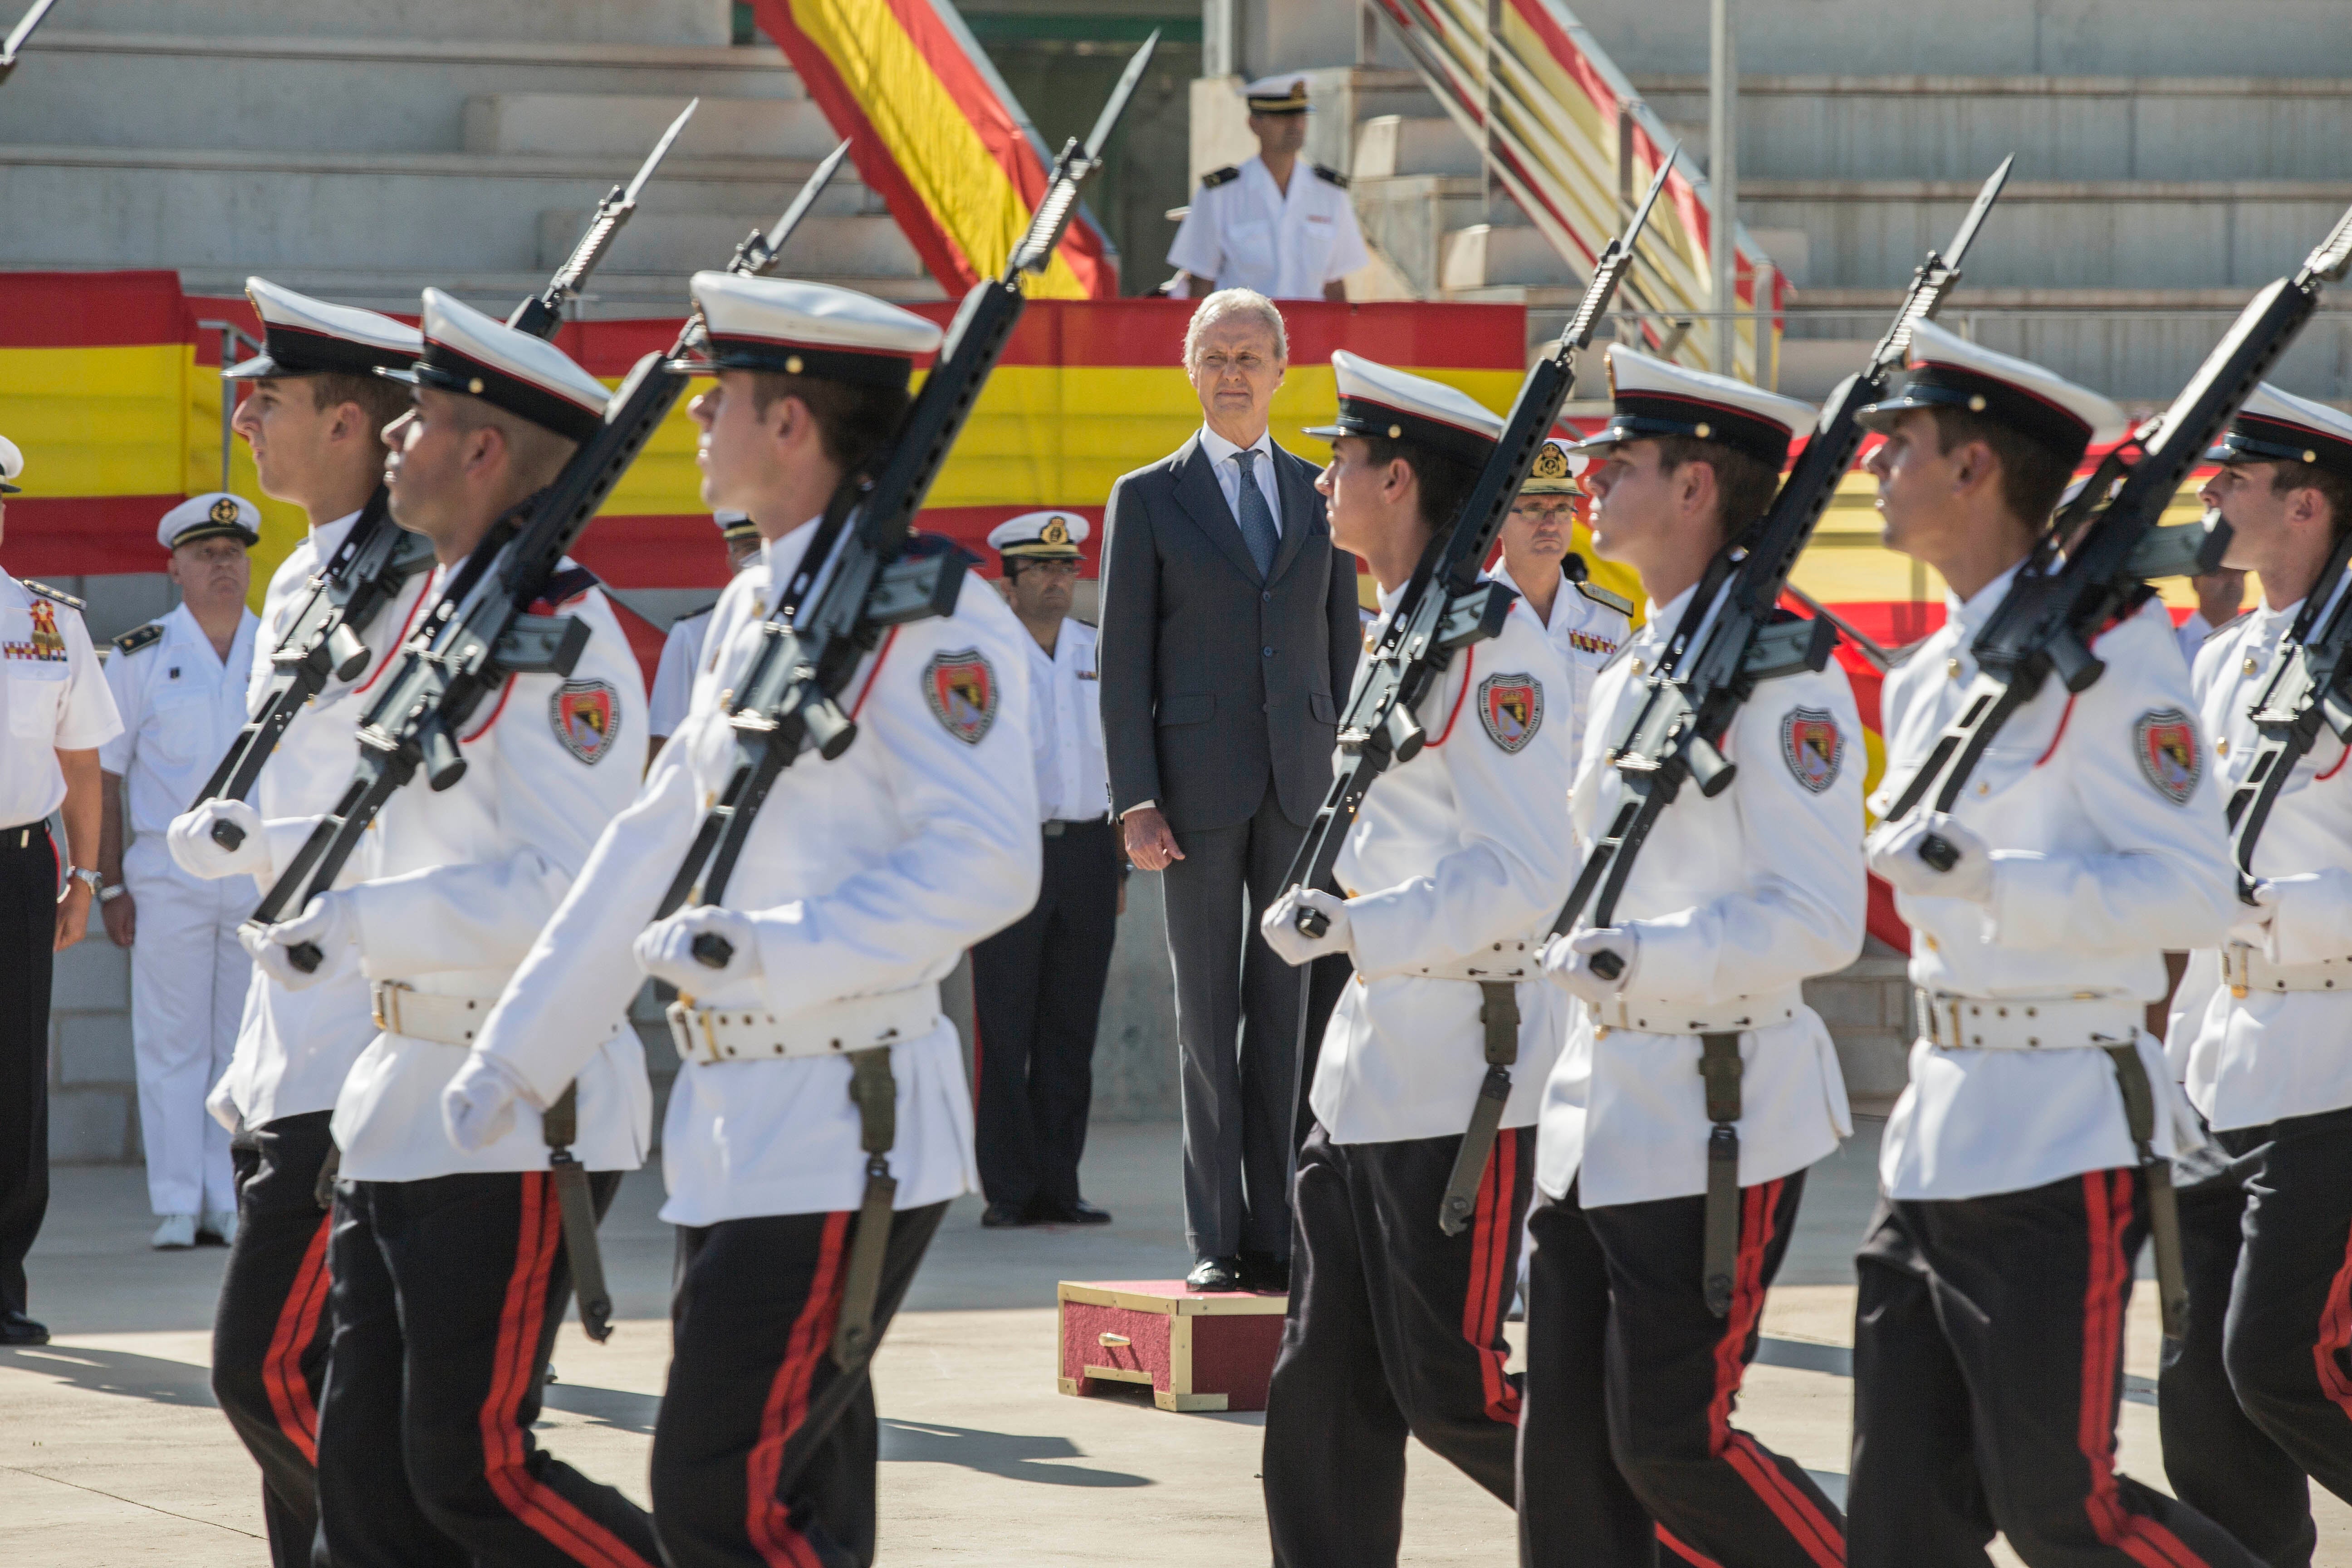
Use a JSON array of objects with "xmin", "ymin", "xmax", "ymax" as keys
[
  {"xmin": 0, "ymin": 33, "xmax": 801, "ymax": 156},
  {"xmin": 19, "ymin": 0, "xmax": 730, "ymax": 45},
  {"xmin": 466, "ymin": 93, "xmax": 837, "ymax": 162},
  {"xmin": 1440, "ymin": 222, "xmax": 1583, "ymax": 293},
  {"xmin": 1349, "ymin": 173, "xmax": 1485, "ymax": 299},
  {"xmin": 536, "ymin": 208, "xmax": 927, "ymax": 279},
  {"xmin": 1353, "ymin": 115, "xmax": 1482, "ymax": 180}
]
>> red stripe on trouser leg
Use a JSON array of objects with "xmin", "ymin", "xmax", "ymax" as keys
[
  {"xmin": 1658, "ymin": 1524, "xmax": 1729, "ymax": 1567},
  {"xmin": 747, "ymin": 1210, "xmax": 852, "ymax": 1568},
  {"xmin": 261, "ymin": 1211, "xmax": 333, "ymax": 1464},
  {"xmin": 476, "ymin": 1173, "xmax": 657, "ymax": 1568},
  {"xmin": 2313, "ymin": 1198, "xmax": 2352, "ymax": 1417},
  {"xmin": 1460, "ymin": 1127, "xmax": 1520, "ymax": 1423},
  {"xmin": 2076, "ymin": 1171, "xmax": 2210, "ymax": 1568}
]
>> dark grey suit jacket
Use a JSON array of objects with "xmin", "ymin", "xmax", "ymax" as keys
[{"xmin": 1098, "ymin": 432, "xmax": 1361, "ymax": 833}]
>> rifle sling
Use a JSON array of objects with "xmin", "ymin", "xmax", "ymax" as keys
[
  {"xmin": 1700, "ymin": 1032, "xmax": 1744, "ymax": 1318},
  {"xmin": 313, "ymin": 1143, "xmax": 340, "ymax": 1211},
  {"xmin": 543, "ymin": 1083, "xmax": 614, "ymax": 1343},
  {"xmin": 834, "ymin": 1046, "xmax": 900, "ymax": 1370},
  {"xmin": 1438, "ymin": 982, "xmax": 1520, "ymax": 1237},
  {"xmin": 2101, "ymin": 1044, "xmax": 2189, "ymax": 1338}
]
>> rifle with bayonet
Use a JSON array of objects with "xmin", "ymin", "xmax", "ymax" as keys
[
  {"xmin": 192, "ymin": 105, "xmax": 711, "ymax": 823},
  {"xmin": 0, "ymin": 0, "xmax": 58, "ymax": 87},
  {"xmin": 1552, "ymin": 156, "xmax": 2014, "ymax": 949},
  {"xmin": 2221, "ymin": 540, "xmax": 2352, "ymax": 897}
]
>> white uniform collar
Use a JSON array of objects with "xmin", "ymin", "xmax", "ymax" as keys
[
  {"xmin": 760, "ymin": 515, "xmax": 826, "ymax": 600},
  {"xmin": 1947, "ymin": 559, "xmax": 2025, "ymax": 634},
  {"xmin": 1199, "ymin": 423, "xmax": 1274, "ymax": 468},
  {"xmin": 1645, "ymin": 581, "xmax": 1698, "ymax": 638}
]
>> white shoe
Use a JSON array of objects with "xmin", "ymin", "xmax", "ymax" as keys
[
  {"xmin": 151, "ymin": 1213, "xmax": 197, "ymax": 1250},
  {"xmin": 199, "ymin": 1209, "xmax": 238, "ymax": 1247}
]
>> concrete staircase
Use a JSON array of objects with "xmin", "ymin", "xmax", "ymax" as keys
[{"xmin": 0, "ymin": 4, "xmax": 944, "ymax": 318}]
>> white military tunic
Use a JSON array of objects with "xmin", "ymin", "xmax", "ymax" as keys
[
  {"xmin": 321, "ymin": 565, "xmax": 651, "ymax": 1181},
  {"xmin": 1873, "ymin": 568, "xmax": 2236, "ymax": 1201},
  {"xmin": 0, "ymin": 573, "xmax": 121, "ymax": 826},
  {"xmin": 2166, "ymin": 596, "xmax": 2352, "ymax": 1132},
  {"xmin": 648, "ymin": 603, "xmax": 714, "ymax": 740},
  {"xmin": 1539, "ymin": 583, "xmax": 1865, "ymax": 1206},
  {"xmin": 1311, "ymin": 592, "xmax": 1577, "ymax": 1145},
  {"xmin": 1027, "ymin": 617, "xmax": 1107, "ymax": 822},
  {"xmin": 1167, "ymin": 155, "xmax": 1370, "ymax": 300},
  {"xmin": 472, "ymin": 520, "xmax": 1042, "ymax": 1225},
  {"xmin": 1487, "ymin": 560, "xmax": 1630, "ymax": 755}
]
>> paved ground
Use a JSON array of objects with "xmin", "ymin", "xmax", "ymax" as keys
[{"xmin": 3, "ymin": 1121, "xmax": 2343, "ymax": 1564}]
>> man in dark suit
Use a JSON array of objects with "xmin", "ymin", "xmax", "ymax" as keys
[{"xmin": 1098, "ymin": 289, "xmax": 1360, "ymax": 1294}]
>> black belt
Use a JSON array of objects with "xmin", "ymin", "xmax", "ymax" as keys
[
  {"xmin": 1041, "ymin": 817, "xmax": 1108, "ymax": 838},
  {"xmin": 4, "ymin": 823, "xmax": 50, "ymax": 850}
]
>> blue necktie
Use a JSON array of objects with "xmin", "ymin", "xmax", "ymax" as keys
[{"xmin": 1231, "ymin": 447, "xmax": 1279, "ymax": 578}]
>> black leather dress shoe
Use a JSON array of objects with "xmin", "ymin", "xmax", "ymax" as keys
[
  {"xmin": 1240, "ymin": 1252, "xmax": 1291, "ymax": 1295},
  {"xmin": 0, "ymin": 1309, "xmax": 49, "ymax": 1345},
  {"xmin": 1032, "ymin": 1197, "xmax": 1113, "ymax": 1226},
  {"xmin": 980, "ymin": 1200, "xmax": 1032, "ymax": 1229},
  {"xmin": 1186, "ymin": 1255, "xmax": 1243, "ymax": 1293}
]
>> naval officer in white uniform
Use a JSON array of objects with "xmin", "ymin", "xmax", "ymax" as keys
[{"xmin": 1166, "ymin": 75, "xmax": 1369, "ymax": 302}]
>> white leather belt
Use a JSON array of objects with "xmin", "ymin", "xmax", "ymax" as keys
[
  {"xmin": 370, "ymin": 981, "xmax": 493, "ymax": 1047},
  {"xmin": 2225, "ymin": 943, "xmax": 2352, "ymax": 997},
  {"xmin": 667, "ymin": 984, "xmax": 941, "ymax": 1067},
  {"xmin": 1593, "ymin": 989, "xmax": 1803, "ymax": 1036},
  {"xmin": 1409, "ymin": 939, "xmax": 1539, "ymax": 983},
  {"xmin": 1916, "ymin": 989, "xmax": 2141, "ymax": 1051}
]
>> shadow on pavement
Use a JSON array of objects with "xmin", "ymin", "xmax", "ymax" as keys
[{"xmin": 0, "ymin": 1343, "xmax": 218, "ymax": 1408}]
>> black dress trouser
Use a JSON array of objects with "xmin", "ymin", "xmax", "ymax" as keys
[
  {"xmin": 1850, "ymin": 1169, "xmax": 2261, "ymax": 1568},
  {"xmin": 0, "ymin": 822, "xmax": 54, "ymax": 1319},
  {"xmin": 314, "ymin": 1169, "xmax": 661, "ymax": 1568},
  {"xmin": 211, "ymin": 1108, "xmax": 336, "ymax": 1568},
  {"xmin": 1262, "ymin": 1123, "xmax": 1532, "ymax": 1568},
  {"xmin": 1518, "ymin": 1175, "xmax": 1846, "ymax": 1568},
  {"xmin": 971, "ymin": 818, "xmax": 1119, "ymax": 1211},
  {"xmin": 2160, "ymin": 1105, "xmax": 2352, "ymax": 1568},
  {"xmin": 650, "ymin": 1200, "xmax": 947, "ymax": 1568}
]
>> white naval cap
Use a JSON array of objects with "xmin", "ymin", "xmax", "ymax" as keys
[
  {"xmin": 0, "ymin": 432, "xmax": 20, "ymax": 495},
  {"xmin": 988, "ymin": 510, "xmax": 1090, "ymax": 559},
  {"xmin": 671, "ymin": 272, "xmax": 944, "ymax": 391},
  {"xmin": 1242, "ymin": 74, "xmax": 1312, "ymax": 115},
  {"xmin": 1857, "ymin": 318, "xmax": 2127, "ymax": 466},
  {"xmin": 159, "ymin": 492, "xmax": 261, "ymax": 550},
  {"xmin": 1518, "ymin": 437, "xmax": 1585, "ymax": 495},
  {"xmin": 383, "ymin": 288, "xmax": 610, "ymax": 443},
  {"xmin": 715, "ymin": 509, "xmax": 758, "ymax": 543},
  {"xmin": 2206, "ymin": 382, "xmax": 2352, "ymax": 480},
  {"xmin": 226, "ymin": 278, "xmax": 422, "ymax": 382},
  {"xmin": 1571, "ymin": 344, "xmax": 1817, "ymax": 471},
  {"xmin": 1305, "ymin": 350, "xmax": 1504, "ymax": 467}
]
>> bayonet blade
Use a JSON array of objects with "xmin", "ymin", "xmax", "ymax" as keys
[
  {"xmin": 755, "ymin": 138, "xmax": 852, "ymax": 269},
  {"xmin": 1, "ymin": 0, "xmax": 58, "ymax": 65},
  {"xmin": 1942, "ymin": 154, "xmax": 2013, "ymax": 270},
  {"xmin": 623, "ymin": 98, "xmax": 699, "ymax": 206},
  {"xmin": 1622, "ymin": 140, "xmax": 1677, "ymax": 251},
  {"xmin": 1081, "ymin": 30, "xmax": 1159, "ymax": 165}
]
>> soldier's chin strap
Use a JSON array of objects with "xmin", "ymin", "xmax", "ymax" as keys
[
  {"xmin": 1439, "ymin": 982, "xmax": 1520, "ymax": 1235},
  {"xmin": 2101, "ymin": 1044, "xmax": 2189, "ymax": 1338},
  {"xmin": 544, "ymin": 1083, "xmax": 613, "ymax": 1343},
  {"xmin": 1699, "ymin": 1033, "xmax": 1744, "ymax": 1318},
  {"xmin": 833, "ymin": 1047, "xmax": 899, "ymax": 1369}
]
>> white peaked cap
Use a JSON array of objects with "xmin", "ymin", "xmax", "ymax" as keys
[
  {"xmin": 1571, "ymin": 344, "xmax": 1817, "ymax": 470},
  {"xmin": 988, "ymin": 510, "xmax": 1090, "ymax": 558},
  {"xmin": 0, "ymin": 432, "xmax": 20, "ymax": 494},
  {"xmin": 1305, "ymin": 350, "xmax": 1505, "ymax": 466},
  {"xmin": 1519, "ymin": 437, "xmax": 1586, "ymax": 494},
  {"xmin": 385, "ymin": 288, "xmax": 611, "ymax": 443},
  {"xmin": 673, "ymin": 272, "xmax": 943, "ymax": 391},
  {"xmin": 1241, "ymin": 75, "xmax": 1312, "ymax": 113},
  {"xmin": 227, "ymin": 277, "xmax": 422, "ymax": 381},
  {"xmin": 1859, "ymin": 318, "xmax": 2127, "ymax": 462},
  {"xmin": 158, "ymin": 491, "xmax": 261, "ymax": 549},
  {"xmin": 2207, "ymin": 382, "xmax": 2352, "ymax": 480}
]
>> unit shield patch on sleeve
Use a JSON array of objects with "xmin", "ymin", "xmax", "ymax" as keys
[
  {"xmin": 550, "ymin": 679, "xmax": 619, "ymax": 764},
  {"xmin": 1477, "ymin": 672, "xmax": 1544, "ymax": 753},
  {"xmin": 2134, "ymin": 707, "xmax": 2201, "ymax": 804},
  {"xmin": 1781, "ymin": 707, "xmax": 1842, "ymax": 794},
  {"xmin": 925, "ymin": 649, "xmax": 998, "ymax": 745}
]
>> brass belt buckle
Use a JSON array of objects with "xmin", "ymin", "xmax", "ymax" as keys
[
  {"xmin": 2227, "ymin": 945, "xmax": 2251, "ymax": 1000},
  {"xmin": 371, "ymin": 981, "xmax": 408, "ymax": 1036}
]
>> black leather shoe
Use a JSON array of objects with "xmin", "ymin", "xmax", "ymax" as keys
[
  {"xmin": 980, "ymin": 1200, "xmax": 1032, "ymax": 1229},
  {"xmin": 1186, "ymin": 1255, "xmax": 1243, "ymax": 1293},
  {"xmin": 1031, "ymin": 1197, "xmax": 1113, "ymax": 1226},
  {"xmin": 0, "ymin": 1309, "xmax": 49, "ymax": 1346},
  {"xmin": 1240, "ymin": 1252, "xmax": 1291, "ymax": 1295}
]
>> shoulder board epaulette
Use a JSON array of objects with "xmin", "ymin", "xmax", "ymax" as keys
[
  {"xmin": 23, "ymin": 579, "xmax": 84, "ymax": 610},
  {"xmin": 1200, "ymin": 165, "xmax": 1240, "ymax": 189},
  {"xmin": 112, "ymin": 622, "xmax": 165, "ymax": 655},
  {"xmin": 1313, "ymin": 163, "xmax": 1348, "ymax": 188},
  {"xmin": 533, "ymin": 564, "xmax": 601, "ymax": 609},
  {"xmin": 2205, "ymin": 608, "xmax": 2254, "ymax": 644},
  {"xmin": 1574, "ymin": 578, "xmax": 1633, "ymax": 617},
  {"xmin": 904, "ymin": 531, "xmax": 981, "ymax": 568}
]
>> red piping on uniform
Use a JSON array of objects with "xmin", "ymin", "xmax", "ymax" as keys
[
  {"xmin": 2312, "ymin": 1203, "xmax": 2352, "ymax": 1417},
  {"xmin": 261, "ymin": 1212, "xmax": 333, "ymax": 1464},
  {"xmin": 2317, "ymin": 743, "xmax": 2352, "ymax": 784},
  {"xmin": 1460, "ymin": 1126, "xmax": 1519, "ymax": 1422},
  {"xmin": 479, "ymin": 1173, "xmax": 657, "ymax": 1568},
  {"xmin": 747, "ymin": 1210, "xmax": 851, "ymax": 1567},
  {"xmin": 2079, "ymin": 1170, "xmax": 2209, "ymax": 1568},
  {"xmin": 460, "ymin": 677, "xmax": 516, "ymax": 744},
  {"xmin": 848, "ymin": 627, "xmax": 900, "ymax": 721},
  {"xmin": 1658, "ymin": 1525, "xmax": 1729, "ymax": 1567},
  {"xmin": 1427, "ymin": 648, "xmax": 1475, "ymax": 748},
  {"xmin": 2034, "ymin": 695, "xmax": 2077, "ymax": 768},
  {"xmin": 353, "ymin": 579, "xmax": 431, "ymax": 696}
]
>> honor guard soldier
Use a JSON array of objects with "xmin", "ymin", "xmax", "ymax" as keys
[
  {"xmin": 1855, "ymin": 321, "xmax": 2261, "ymax": 1568},
  {"xmin": 0, "ymin": 431, "xmax": 123, "ymax": 1348},
  {"xmin": 1523, "ymin": 347, "xmax": 1857, "ymax": 1568},
  {"xmin": 162, "ymin": 279, "xmax": 424, "ymax": 1568},
  {"xmin": 2159, "ymin": 384, "xmax": 2352, "ymax": 1566},
  {"xmin": 648, "ymin": 510, "xmax": 761, "ymax": 760},
  {"xmin": 98, "ymin": 492, "xmax": 264, "ymax": 1250},
  {"xmin": 232, "ymin": 289, "xmax": 661, "ymax": 1568},
  {"xmin": 972, "ymin": 510, "xmax": 1121, "ymax": 1229},
  {"xmin": 454, "ymin": 271, "xmax": 1039, "ymax": 1568},
  {"xmin": 1489, "ymin": 437, "xmax": 1632, "ymax": 747},
  {"xmin": 1255, "ymin": 354, "xmax": 1576, "ymax": 1568},
  {"xmin": 1166, "ymin": 74, "xmax": 1369, "ymax": 302}
]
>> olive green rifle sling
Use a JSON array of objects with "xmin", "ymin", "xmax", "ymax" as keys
[{"xmin": 1438, "ymin": 982, "xmax": 1521, "ymax": 1236}]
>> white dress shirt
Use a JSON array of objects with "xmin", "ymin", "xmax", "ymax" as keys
[
  {"xmin": 649, "ymin": 604, "xmax": 714, "ymax": 739},
  {"xmin": 101, "ymin": 603, "xmax": 260, "ymax": 850},
  {"xmin": 0, "ymin": 572, "xmax": 122, "ymax": 827},
  {"xmin": 1167, "ymin": 154, "xmax": 1371, "ymax": 299},
  {"xmin": 1198, "ymin": 423, "xmax": 1284, "ymax": 538},
  {"xmin": 1026, "ymin": 618, "xmax": 1109, "ymax": 823}
]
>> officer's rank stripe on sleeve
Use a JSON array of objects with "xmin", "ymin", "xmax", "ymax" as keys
[{"xmin": 923, "ymin": 648, "xmax": 999, "ymax": 744}]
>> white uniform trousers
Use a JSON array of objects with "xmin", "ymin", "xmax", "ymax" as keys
[{"xmin": 124, "ymin": 841, "xmax": 252, "ymax": 1215}]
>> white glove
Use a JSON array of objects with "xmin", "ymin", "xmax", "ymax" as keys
[
  {"xmin": 635, "ymin": 904, "xmax": 762, "ymax": 993},
  {"xmin": 2226, "ymin": 877, "xmax": 2278, "ymax": 950},
  {"xmin": 1259, "ymin": 888, "xmax": 1352, "ymax": 967},
  {"xmin": 240, "ymin": 892, "xmax": 357, "ymax": 991},
  {"xmin": 1540, "ymin": 926, "xmax": 1639, "ymax": 1004},
  {"xmin": 169, "ymin": 799, "xmax": 269, "ymax": 881},
  {"xmin": 206, "ymin": 1072, "xmax": 240, "ymax": 1134},
  {"xmin": 1866, "ymin": 812, "xmax": 1994, "ymax": 904},
  {"xmin": 441, "ymin": 1050, "xmax": 540, "ymax": 1154}
]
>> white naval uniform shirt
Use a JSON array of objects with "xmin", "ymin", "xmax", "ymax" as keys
[
  {"xmin": 1487, "ymin": 559, "xmax": 1629, "ymax": 755},
  {"xmin": 1166, "ymin": 154, "xmax": 1370, "ymax": 299},
  {"xmin": 648, "ymin": 604, "xmax": 714, "ymax": 740},
  {"xmin": 1310, "ymin": 591, "xmax": 1577, "ymax": 1145},
  {"xmin": 1872, "ymin": 567, "xmax": 2236, "ymax": 1202},
  {"xmin": 2165, "ymin": 597, "xmax": 2352, "ymax": 1132},
  {"xmin": 1539, "ymin": 583, "xmax": 1864, "ymax": 1206},
  {"xmin": 471, "ymin": 521, "xmax": 1042, "ymax": 1225},
  {"xmin": 214, "ymin": 510, "xmax": 437, "ymax": 1129},
  {"xmin": 0, "ymin": 573, "xmax": 121, "ymax": 827},
  {"xmin": 100, "ymin": 603, "xmax": 260, "ymax": 853},
  {"xmin": 1028, "ymin": 618, "xmax": 1108, "ymax": 822},
  {"xmin": 324, "ymin": 566, "xmax": 651, "ymax": 1181}
]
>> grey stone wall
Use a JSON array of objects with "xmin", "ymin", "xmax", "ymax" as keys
[{"xmin": 48, "ymin": 905, "xmax": 141, "ymax": 1164}]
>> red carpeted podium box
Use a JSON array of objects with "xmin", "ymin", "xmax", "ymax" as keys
[{"xmin": 1056, "ymin": 1279, "xmax": 1288, "ymax": 1413}]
